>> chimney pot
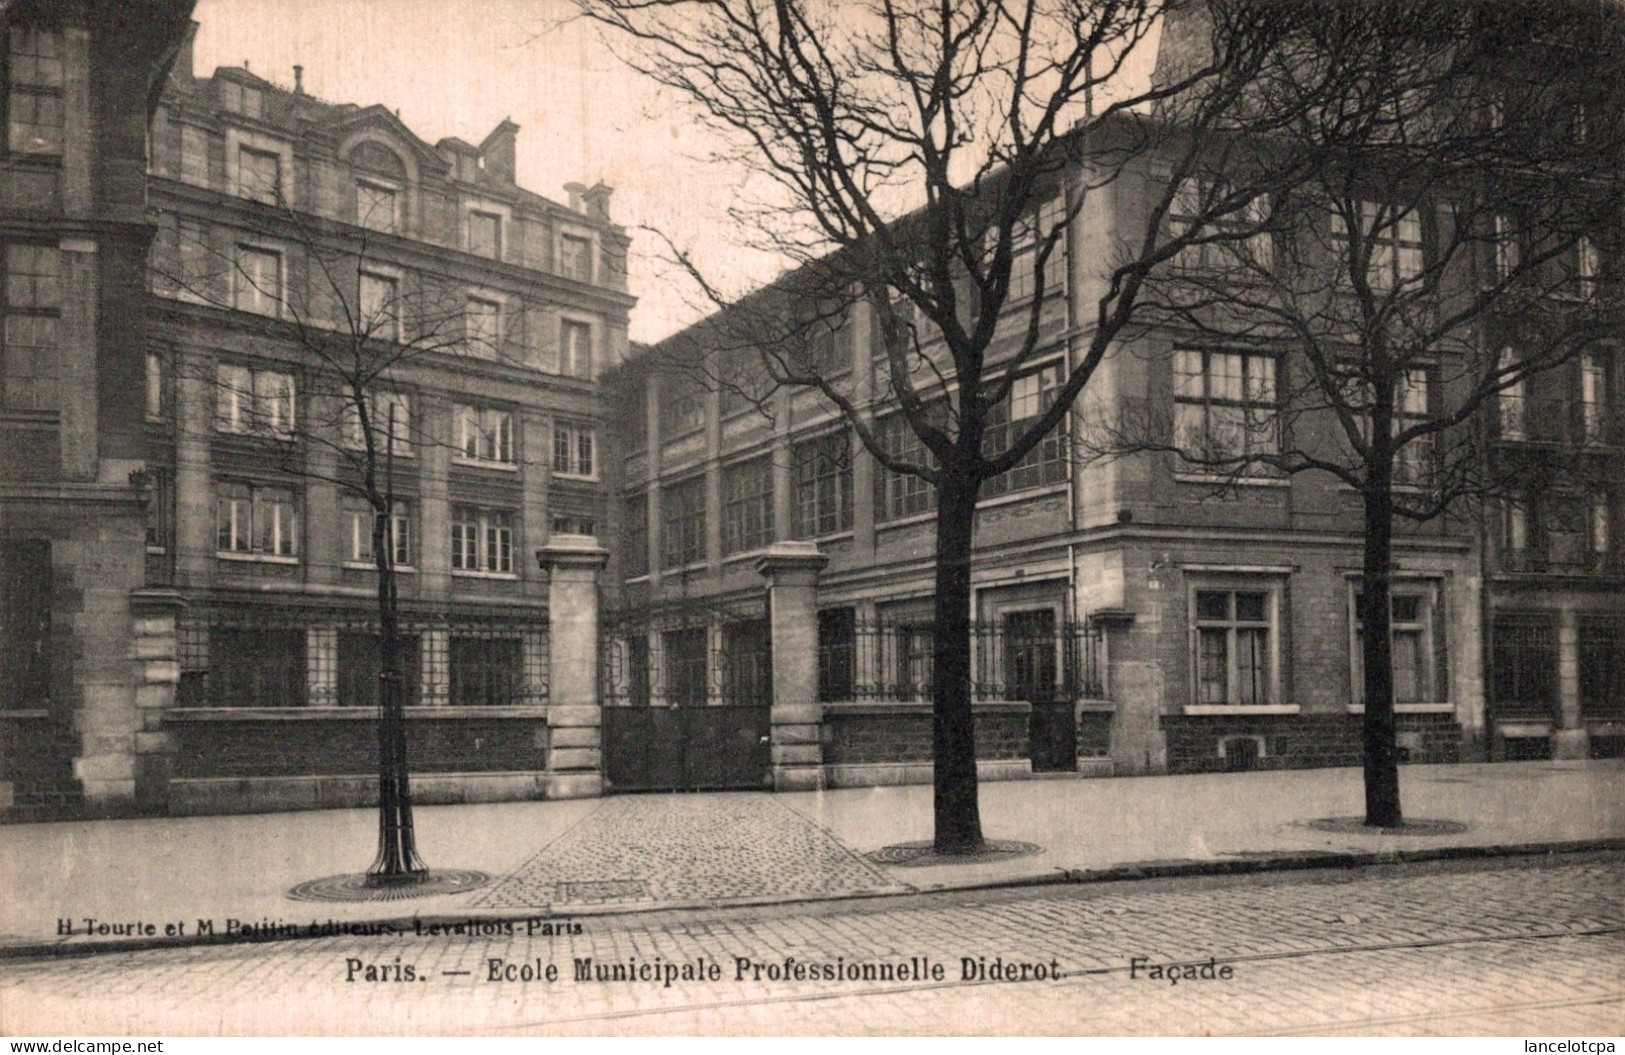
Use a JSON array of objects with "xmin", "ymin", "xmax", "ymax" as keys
[{"xmin": 293, "ymin": 65, "xmax": 303, "ymax": 95}]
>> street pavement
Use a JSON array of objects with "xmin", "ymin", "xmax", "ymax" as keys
[
  {"xmin": 0, "ymin": 760, "xmax": 1620, "ymax": 956},
  {"xmin": 1, "ymin": 853, "xmax": 1620, "ymax": 1035}
]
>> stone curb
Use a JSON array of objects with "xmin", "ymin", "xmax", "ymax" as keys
[{"xmin": 3, "ymin": 836, "xmax": 1620, "ymax": 962}]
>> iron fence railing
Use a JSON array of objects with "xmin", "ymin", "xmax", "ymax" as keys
[
  {"xmin": 818, "ymin": 619, "xmax": 1104, "ymax": 703},
  {"xmin": 600, "ymin": 618, "xmax": 773, "ymax": 707}
]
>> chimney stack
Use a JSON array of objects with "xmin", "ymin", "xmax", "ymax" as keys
[{"xmin": 293, "ymin": 65, "xmax": 303, "ymax": 95}]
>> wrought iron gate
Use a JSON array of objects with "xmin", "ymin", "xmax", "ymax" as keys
[{"xmin": 599, "ymin": 619, "xmax": 772, "ymax": 791}]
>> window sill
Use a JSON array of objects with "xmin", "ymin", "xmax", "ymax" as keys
[
  {"xmin": 552, "ymin": 471, "xmax": 598, "ymax": 482},
  {"xmin": 876, "ymin": 510, "xmax": 937, "ymax": 531},
  {"xmin": 794, "ymin": 530, "xmax": 855, "ymax": 545},
  {"xmin": 451, "ymin": 570, "xmax": 519, "ymax": 581},
  {"xmin": 342, "ymin": 562, "xmax": 417, "ymax": 574},
  {"xmin": 978, "ymin": 484, "xmax": 1068, "ymax": 510},
  {"xmin": 1347, "ymin": 702, "xmax": 1454, "ymax": 714},
  {"xmin": 722, "ymin": 547, "xmax": 773, "ymax": 567},
  {"xmin": 451, "ymin": 458, "xmax": 518, "ymax": 472},
  {"xmin": 216, "ymin": 552, "xmax": 299, "ymax": 565},
  {"xmin": 661, "ymin": 427, "xmax": 706, "ymax": 445},
  {"xmin": 1183, "ymin": 704, "xmax": 1300, "ymax": 715},
  {"xmin": 1174, "ymin": 473, "xmax": 1289, "ymax": 488},
  {"xmin": 343, "ymin": 446, "xmax": 414, "ymax": 459},
  {"xmin": 661, "ymin": 561, "xmax": 710, "ymax": 575}
]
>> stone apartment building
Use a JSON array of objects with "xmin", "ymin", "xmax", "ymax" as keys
[
  {"xmin": 128, "ymin": 28, "xmax": 632, "ymax": 815},
  {"xmin": 601, "ymin": 51, "xmax": 1624, "ymax": 794},
  {"xmin": 0, "ymin": 0, "xmax": 197, "ymax": 818}
]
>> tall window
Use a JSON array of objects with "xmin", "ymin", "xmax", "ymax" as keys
[
  {"xmin": 1352, "ymin": 587, "xmax": 1441, "ymax": 706},
  {"xmin": 465, "ymin": 297, "xmax": 501, "ymax": 359},
  {"xmin": 557, "ymin": 233, "xmax": 592, "ymax": 282},
  {"xmin": 622, "ymin": 492, "xmax": 649, "ymax": 578},
  {"xmin": 468, "ymin": 210, "xmax": 501, "ymax": 259},
  {"xmin": 2, "ymin": 243, "xmax": 60, "ymax": 410},
  {"xmin": 560, "ymin": 320, "xmax": 592, "ymax": 378},
  {"xmin": 793, "ymin": 431, "xmax": 853, "ymax": 538},
  {"xmin": 215, "ymin": 481, "xmax": 298, "ymax": 557},
  {"xmin": 1579, "ymin": 618, "xmax": 1625, "ymax": 720},
  {"xmin": 233, "ymin": 245, "xmax": 282, "ymax": 316},
  {"xmin": 1391, "ymin": 368, "xmax": 1433, "ymax": 486},
  {"xmin": 359, "ymin": 271, "xmax": 398, "ymax": 342},
  {"xmin": 661, "ymin": 475, "xmax": 706, "ymax": 569},
  {"xmin": 7, "ymin": 25, "xmax": 62, "ymax": 155},
  {"xmin": 1492, "ymin": 214, "xmax": 1521, "ymax": 282},
  {"xmin": 984, "ymin": 363, "xmax": 1068, "ymax": 497},
  {"xmin": 237, "ymin": 146, "xmax": 281, "ymax": 205},
  {"xmin": 1498, "ymin": 347, "xmax": 1526, "ymax": 440},
  {"xmin": 722, "ymin": 456, "xmax": 773, "ymax": 556},
  {"xmin": 1193, "ymin": 589, "xmax": 1273, "ymax": 707},
  {"xmin": 1006, "ymin": 195, "xmax": 1068, "ymax": 301},
  {"xmin": 1169, "ymin": 181, "xmax": 1272, "ymax": 273},
  {"xmin": 1333, "ymin": 203, "xmax": 1423, "ymax": 290},
  {"xmin": 552, "ymin": 421, "xmax": 595, "ymax": 478},
  {"xmin": 215, "ymin": 364, "xmax": 295, "ymax": 438},
  {"xmin": 1580, "ymin": 352, "xmax": 1609, "ymax": 445},
  {"xmin": 1569, "ymin": 236, "xmax": 1600, "ymax": 300},
  {"xmin": 454, "ymin": 403, "xmax": 513, "ymax": 464},
  {"xmin": 1591, "ymin": 492, "xmax": 1613, "ymax": 557},
  {"xmin": 451, "ymin": 506, "xmax": 513, "ymax": 574},
  {"xmin": 1173, "ymin": 349, "xmax": 1277, "ymax": 466},
  {"xmin": 145, "ymin": 352, "xmax": 165, "ymax": 419},
  {"xmin": 347, "ymin": 498, "xmax": 412, "ymax": 567},
  {"xmin": 178, "ymin": 125, "xmax": 210, "ymax": 188},
  {"xmin": 659, "ymin": 378, "xmax": 706, "ymax": 437},
  {"xmin": 341, "ymin": 389, "xmax": 410, "ymax": 455},
  {"xmin": 876, "ymin": 412, "xmax": 939, "ymax": 521},
  {"xmin": 356, "ymin": 180, "xmax": 398, "ymax": 233},
  {"xmin": 1492, "ymin": 617, "xmax": 1558, "ymax": 720}
]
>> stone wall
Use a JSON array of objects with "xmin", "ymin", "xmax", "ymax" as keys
[{"xmin": 1161, "ymin": 712, "xmax": 1462, "ymax": 773}]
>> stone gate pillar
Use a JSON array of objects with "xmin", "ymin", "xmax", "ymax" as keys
[
  {"xmin": 537, "ymin": 535, "xmax": 609, "ymax": 799},
  {"xmin": 757, "ymin": 541, "xmax": 828, "ymax": 791}
]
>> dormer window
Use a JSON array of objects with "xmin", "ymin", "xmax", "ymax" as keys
[{"xmin": 220, "ymin": 81, "xmax": 263, "ymax": 120}]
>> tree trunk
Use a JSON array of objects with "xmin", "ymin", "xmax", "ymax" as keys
[
  {"xmin": 1360, "ymin": 470, "xmax": 1403, "ymax": 828},
  {"xmin": 932, "ymin": 468, "xmax": 985, "ymax": 853},
  {"xmin": 367, "ymin": 414, "xmax": 424, "ymax": 882}
]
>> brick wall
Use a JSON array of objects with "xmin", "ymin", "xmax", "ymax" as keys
[
  {"xmin": 167, "ymin": 715, "xmax": 548, "ymax": 778},
  {"xmin": 1162, "ymin": 712, "xmax": 1461, "ymax": 773},
  {"xmin": 824, "ymin": 704, "xmax": 1029, "ymax": 765}
]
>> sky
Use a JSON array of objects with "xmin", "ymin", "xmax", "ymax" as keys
[
  {"xmin": 190, "ymin": 0, "xmax": 760, "ymax": 343},
  {"xmin": 189, "ymin": 1, "xmax": 1164, "ymax": 344}
]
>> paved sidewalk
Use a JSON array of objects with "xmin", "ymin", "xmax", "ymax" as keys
[{"xmin": 1, "ymin": 759, "xmax": 1620, "ymax": 955}]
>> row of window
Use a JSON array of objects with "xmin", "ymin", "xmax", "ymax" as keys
[
  {"xmin": 809, "ymin": 583, "xmax": 1446, "ymax": 709},
  {"xmin": 207, "ymin": 484, "xmax": 592, "ymax": 572},
  {"xmin": 152, "ymin": 226, "xmax": 597, "ymax": 376},
  {"xmin": 164, "ymin": 100, "xmax": 602, "ymax": 283},
  {"xmin": 162, "ymin": 360, "xmax": 598, "ymax": 476},
  {"xmin": 1167, "ymin": 185, "xmax": 1606, "ymax": 297}
]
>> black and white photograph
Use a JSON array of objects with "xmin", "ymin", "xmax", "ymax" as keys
[{"xmin": 0, "ymin": 0, "xmax": 1621, "ymax": 1039}]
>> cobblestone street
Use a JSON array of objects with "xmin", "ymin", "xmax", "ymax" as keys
[
  {"xmin": 3, "ymin": 853, "xmax": 1620, "ymax": 1035},
  {"xmin": 473, "ymin": 795, "xmax": 906, "ymax": 911}
]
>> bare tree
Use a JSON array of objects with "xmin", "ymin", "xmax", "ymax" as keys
[
  {"xmin": 1097, "ymin": 2, "xmax": 1625, "ymax": 825},
  {"xmin": 148, "ymin": 189, "xmax": 513, "ymax": 880},
  {"xmin": 576, "ymin": 0, "xmax": 1445, "ymax": 851}
]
